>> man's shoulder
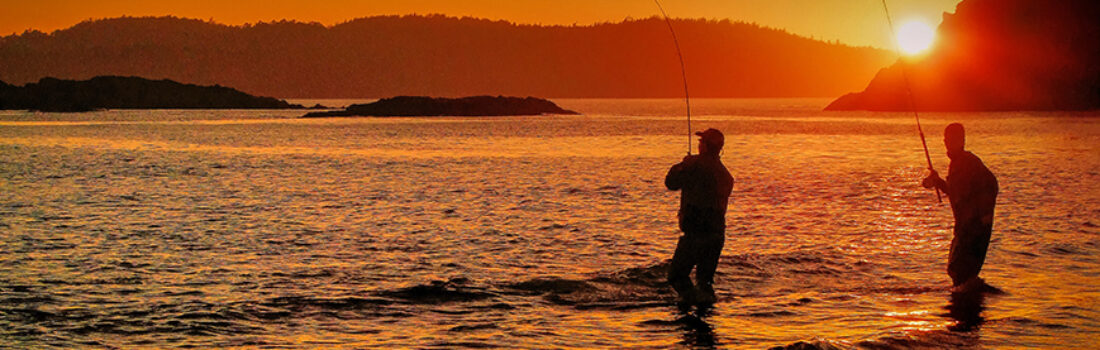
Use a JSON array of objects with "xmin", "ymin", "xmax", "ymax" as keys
[
  {"xmin": 963, "ymin": 151, "xmax": 994, "ymax": 172},
  {"xmin": 953, "ymin": 151, "xmax": 985, "ymax": 167},
  {"xmin": 963, "ymin": 151, "xmax": 982, "ymax": 161},
  {"xmin": 718, "ymin": 161, "xmax": 733, "ymax": 177},
  {"xmin": 952, "ymin": 151, "xmax": 997, "ymax": 186}
]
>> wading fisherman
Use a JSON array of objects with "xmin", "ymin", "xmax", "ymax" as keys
[
  {"xmin": 664, "ymin": 128, "xmax": 733, "ymax": 306},
  {"xmin": 922, "ymin": 123, "xmax": 999, "ymax": 290}
]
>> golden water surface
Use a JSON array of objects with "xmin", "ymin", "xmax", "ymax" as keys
[{"xmin": 1, "ymin": 99, "xmax": 1097, "ymax": 349}]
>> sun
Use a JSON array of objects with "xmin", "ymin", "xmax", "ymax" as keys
[{"xmin": 896, "ymin": 20, "xmax": 936, "ymax": 55}]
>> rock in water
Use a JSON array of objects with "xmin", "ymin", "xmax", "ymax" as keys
[
  {"xmin": 826, "ymin": 0, "xmax": 1100, "ymax": 111},
  {"xmin": 302, "ymin": 95, "xmax": 579, "ymax": 117},
  {"xmin": 0, "ymin": 80, "xmax": 12, "ymax": 109},
  {"xmin": 0, "ymin": 76, "xmax": 301, "ymax": 112}
]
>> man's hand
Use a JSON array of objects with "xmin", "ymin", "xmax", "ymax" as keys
[
  {"xmin": 922, "ymin": 169, "xmax": 942, "ymax": 189},
  {"xmin": 680, "ymin": 154, "xmax": 698, "ymax": 166}
]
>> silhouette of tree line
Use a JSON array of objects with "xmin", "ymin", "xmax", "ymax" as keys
[{"xmin": 0, "ymin": 15, "xmax": 893, "ymax": 98}]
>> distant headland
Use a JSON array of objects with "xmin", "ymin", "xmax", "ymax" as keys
[
  {"xmin": 0, "ymin": 76, "xmax": 302, "ymax": 112},
  {"xmin": 0, "ymin": 15, "xmax": 892, "ymax": 99},
  {"xmin": 826, "ymin": 0, "xmax": 1100, "ymax": 111},
  {"xmin": 302, "ymin": 96, "xmax": 578, "ymax": 118}
]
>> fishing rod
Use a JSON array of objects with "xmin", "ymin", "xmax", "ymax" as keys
[
  {"xmin": 653, "ymin": 0, "xmax": 692, "ymax": 155},
  {"xmin": 879, "ymin": 0, "xmax": 942, "ymax": 203}
]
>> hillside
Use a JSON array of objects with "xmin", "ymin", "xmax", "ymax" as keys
[
  {"xmin": 827, "ymin": 0, "xmax": 1100, "ymax": 111},
  {"xmin": 0, "ymin": 15, "xmax": 893, "ymax": 98}
]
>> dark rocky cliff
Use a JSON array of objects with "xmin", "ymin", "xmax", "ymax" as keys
[{"xmin": 827, "ymin": 0, "xmax": 1100, "ymax": 111}]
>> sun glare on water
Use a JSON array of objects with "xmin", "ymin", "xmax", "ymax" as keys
[{"xmin": 897, "ymin": 20, "xmax": 935, "ymax": 55}]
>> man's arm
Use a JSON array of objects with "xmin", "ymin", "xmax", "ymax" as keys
[
  {"xmin": 665, "ymin": 156, "xmax": 694, "ymax": 191},
  {"xmin": 922, "ymin": 169, "xmax": 951, "ymax": 197}
]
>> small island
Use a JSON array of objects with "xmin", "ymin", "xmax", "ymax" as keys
[
  {"xmin": 302, "ymin": 96, "xmax": 579, "ymax": 118},
  {"xmin": 0, "ymin": 76, "xmax": 302, "ymax": 112}
]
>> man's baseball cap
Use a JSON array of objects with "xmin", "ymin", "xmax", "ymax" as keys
[{"xmin": 694, "ymin": 128, "xmax": 724, "ymax": 148}]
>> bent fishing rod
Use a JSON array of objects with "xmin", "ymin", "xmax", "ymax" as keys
[
  {"xmin": 654, "ymin": 0, "xmax": 692, "ymax": 155},
  {"xmin": 880, "ymin": 0, "xmax": 942, "ymax": 203}
]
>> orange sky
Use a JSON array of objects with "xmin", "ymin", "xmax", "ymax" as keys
[{"xmin": 0, "ymin": 0, "xmax": 961, "ymax": 48}]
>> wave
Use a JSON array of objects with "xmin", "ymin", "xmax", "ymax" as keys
[
  {"xmin": 503, "ymin": 262, "xmax": 676, "ymax": 309},
  {"xmin": 770, "ymin": 330, "xmax": 981, "ymax": 350},
  {"xmin": 492, "ymin": 248, "xmax": 943, "ymax": 309},
  {"xmin": 378, "ymin": 278, "xmax": 497, "ymax": 304},
  {"xmin": 853, "ymin": 330, "xmax": 981, "ymax": 350},
  {"xmin": 491, "ymin": 248, "xmax": 932, "ymax": 309},
  {"xmin": 0, "ymin": 249, "xmax": 949, "ymax": 348},
  {"xmin": 768, "ymin": 340, "xmax": 848, "ymax": 350}
]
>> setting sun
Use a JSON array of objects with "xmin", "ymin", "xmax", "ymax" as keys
[{"xmin": 897, "ymin": 19, "xmax": 936, "ymax": 55}]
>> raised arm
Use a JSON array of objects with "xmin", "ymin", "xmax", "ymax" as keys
[
  {"xmin": 665, "ymin": 163, "xmax": 686, "ymax": 190},
  {"xmin": 665, "ymin": 156, "xmax": 695, "ymax": 191}
]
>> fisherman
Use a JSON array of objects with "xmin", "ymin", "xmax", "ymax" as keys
[
  {"xmin": 922, "ymin": 123, "xmax": 999, "ymax": 290},
  {"xmin": 665, "ymin": 128, "xmax": 734, "ymax": 306}
]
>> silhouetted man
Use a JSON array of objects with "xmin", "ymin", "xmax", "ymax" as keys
[
  {"xmin": 665, "ymin": 128, "xmax": 734, "ymax": 306},
  {"xmin": 922, "ymin": 123, "xmax": 999, "ymax": 290}
]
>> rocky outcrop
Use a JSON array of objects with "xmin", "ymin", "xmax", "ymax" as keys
[
  {"xmin": 0, "ymin": 76, "xmax": 302, "ymax": 112},
  {"xmin": 302, "ymin": 96, "xmax": 578, "ymax": 118},
  {"xmin": 826, "ymin": 0, "xmax": 1100, "ymax": 111},
  {"xmin": 0, "ymin": 80, "xmax": 12, "ymax": 110}
]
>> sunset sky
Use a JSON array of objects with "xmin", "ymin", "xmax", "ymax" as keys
[{"xmin": 1, "ymin": 0, "xmax": 961, "ymax": 48}]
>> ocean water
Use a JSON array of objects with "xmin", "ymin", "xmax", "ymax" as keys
[{"xmin": 0, "ymin": 99, "xmax": 1097, "ymax": 349}]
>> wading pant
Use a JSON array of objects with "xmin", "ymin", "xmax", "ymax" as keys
[
  {"xmin": 668, "ymin": 232, "xmax": 725, "ymax": 300},
  {"xmin": 947, "ymin": 217, "xmax": 994, "ymax": 287}
]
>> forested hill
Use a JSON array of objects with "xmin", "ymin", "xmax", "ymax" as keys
[{"xmin": 0, "ymin": 15, "xmax": 893, "ymax": 98}]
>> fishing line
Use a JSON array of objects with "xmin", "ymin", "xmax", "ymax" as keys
[
  {"xmin": 880, "ymin": 0, "xmax": 942, "ymax": 203},
  {"xmin": 653, "ymin": 0, "xmax": 692, "ymax": 155}
]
